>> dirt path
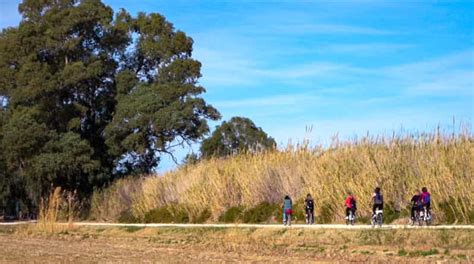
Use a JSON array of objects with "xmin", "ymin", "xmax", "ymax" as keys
[
  {"xmin": 2, "ymin": 221, "xmax": 473, "ymax": 229},
  {"xmin": 0, "ymin": 226, "xmax": 472, "ymax": 263},
  {"xmin": 0, "ymin": 234, "xmax": 351, "ymax": 263}
]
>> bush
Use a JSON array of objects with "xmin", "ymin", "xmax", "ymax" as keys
[
  {"xmin": 219, "ymin": 206, "xmax": 244, "ymax": 223},
  {"xmin": 192, "ymin": 209, "xmax": 211, "ymax": 223},
  {"xmin": 144, "ymin": 205, "xmax": 189, "ymax": 223},
  {"xmin": 383, "ymin": 202, "xmax": 400, "ymax": 224},
  {"xmin": 242, "ymin": 202, "xmax": 279, "ymax": 223},
  {"xmin": 118, "ymin": 210, "xmax": 138, "ymax": 223},
  {"xmin": 290, "ymin": 199, "xmax": 306, "ymax": 223}
]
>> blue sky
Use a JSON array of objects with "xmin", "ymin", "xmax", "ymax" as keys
[{"xmin": 1, "ymin": 0, "xmax": 473, "ymax": 172}]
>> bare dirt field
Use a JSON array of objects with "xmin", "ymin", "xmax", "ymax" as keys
[{"xmin": 0, "ymin": 225, "xmax": 472, "ymax": 263}]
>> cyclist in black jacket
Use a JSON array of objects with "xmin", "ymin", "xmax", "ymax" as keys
[
  {"xmin": 304, "ymin": 193, "xmax": 315, "ymax": 224},
  {"xmin": 410, "ymin": 189, "xmax": 422, "ymax": 221}
]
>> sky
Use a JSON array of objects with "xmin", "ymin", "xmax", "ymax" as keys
[{"xmin": 1, "ymin": 0, "xmax": 473, "ymax": 172}]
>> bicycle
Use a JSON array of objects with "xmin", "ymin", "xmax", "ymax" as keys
[
  {"xmin": 372, "ymin": 209, "xmax": 383, "ymax": 227},
  {"xmin": 305, "ymin": 209, "xmax": 314, "ymax": 225},
  {"xmin": 411, "ymin": 209, "xmax": 422, "ymax": 226},
  {"xmin": 346, "ymin": 209, "xmax": 355, "ymax": 225},
  {"xmin": 419, "ymin": 206, "xmax": 432, "ymax": 226}
]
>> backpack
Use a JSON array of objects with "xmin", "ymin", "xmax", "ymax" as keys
[
  {"xmin": 374, "ymin": 193, "xmax": 383, "ymax": 205},
  {"xmin": 350, "ymin": 198, "xmax": 356, "ymax": 209},
  {"xmin": 423, "ymin": 193, "xmax": 431, "ymax": 204}
]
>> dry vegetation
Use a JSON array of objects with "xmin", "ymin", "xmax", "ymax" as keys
[
  {"xmin": 35, "ymin": 187, "xmax": 78, "ymax": 233},
  {"xmin": 1, "ymin": 225, "xmax": 472, "ymax": 262},
  {"xmin": 90, "ymin": 127, "xmax": 473, "ymax": 224}
]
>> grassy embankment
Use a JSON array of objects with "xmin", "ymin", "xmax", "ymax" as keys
[
  {"xmin": 90, "ymin": 128, "xmax": 473, "ymax": 224},
  {"xmin": 1, "ymin": 225, "xmax": 472, "ymax": 262}
]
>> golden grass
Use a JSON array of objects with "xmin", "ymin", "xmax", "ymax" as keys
[
  {"xmin": 36, "ymin": 187, "xmax": 78, "ymax": 233},
  {"xmin": 91, "ymin": 127, "xmax": 473, "ymax": 223}
]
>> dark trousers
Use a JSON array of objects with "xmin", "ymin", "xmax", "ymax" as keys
[
  {"xmin": 411, "ymin": 206, "xmax": 421, "ymax": 219},
  {"xmin": 372, "ymin": 204, "xmax": 383, "ymax": 215},
  {"xmin": 424, "ymin": 203, "xmax": 431, "ymax": 214},
  {"xmin": 346, "ymin": 207, "xmax": 355, "ymax": 217},
  {"xmin": 306, "ymin": 209, "xmax": 314, "ymax": 221}
]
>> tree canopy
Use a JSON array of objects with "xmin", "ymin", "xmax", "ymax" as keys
[
  {"xmin": 0, "ymin": 0, "xmax": 220, "ymax": 211},
  {"xmin": 200, "ymin": 117, "xmax": 276, "ymax": 158}
]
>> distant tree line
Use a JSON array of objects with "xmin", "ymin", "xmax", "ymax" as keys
[{"xmin": 0, "ymin": 0, "xmax": 274, "ymax": 217}]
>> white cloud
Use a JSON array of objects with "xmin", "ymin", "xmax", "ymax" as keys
[
  {"xmin": 197, "ymin": 43, "xmax": 473, "ymax": 101},
  {"xmin": 275, "ymin": 24, "xmax": 394, "ymax": 35},
  {"xmin": 317, "ymin": 43, "xmax": 415, "ymax": 54},
  {"xmin": 214, "ymin": 93, "xmax": 325, "ymax": 108},
  {"xmin": 381, "ymin": 50, "xmax": 474, "ymax": 95}
]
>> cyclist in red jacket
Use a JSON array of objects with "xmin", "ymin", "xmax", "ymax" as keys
[
  {"xmin": 420, "ymin": 187, "xmax": 431, "ymax": 214},
  {"xmin": 345, "ymin": 191, "xmax": 357, "ymax": 219}
]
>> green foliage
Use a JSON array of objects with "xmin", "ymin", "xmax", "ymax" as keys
[
  {"xmin": 201, "ymin": 117, "xmax": 275, "ymax": 158},
  {"xmin": 218, "ymin": 206, "xmax": 244, "ymax": 223},
  {"xmin": 118, "ymin": 211, "xmax": 139, "ymax": 223},
  {"xmin": 192, "ymin": 209, "xmax": 211, "ymax": 223},
  {"xmin": 121, "ymin": 226, "xmax": 144, "ymax": 233},
  {"xmin": 408, "ymin": 248, "xmax": 439, "ymax": 257},
  {"xmin": 438, "ymin": 197, "xmax": 472, "ymax": 224},
  {"xmin": 0, "ymin": 0, "xmax": 220, "ymax": 211},
  {"xmin": 398, "ymin": 248, "xmax": 408, "ymax": 256},
  {"xmin": 383, "ymin": 202, "xmax": 400, "ymax": 224},
  {"xmin": 242, "ymin": 202, "xmax": 279, "ymax": 223},
  {"xmin": 144, "ymin": 206, "xmax": 189, "ymax": 223}
]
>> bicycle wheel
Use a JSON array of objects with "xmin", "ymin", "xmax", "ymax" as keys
[
  {"xmin": 426, "ymin": 213, "xmax": 432, "ymax": 225},
  {"xmin": 377, "ymin": 214, "xmax": 383, "ymax": 227}
]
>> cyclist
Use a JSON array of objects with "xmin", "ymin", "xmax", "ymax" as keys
[
  {"xmin": 420, "ymin": 187, "xmax": 431, "ymax": 215},
  {"xmin": 344, "ymin": 191, "xmax": 357, "ymax": 220},
  {"xmin": 410, "ymin": 189, "xmax": 422, "ymax": 222},
  {"xmin": 371, "ymin": 187, "xmax": 383, "ymax": 219},
  {"xmin": 304, "ymin": 193, "xmax": 315, "ymax": 224},
  {"xmin": 282, "ymin": 195, "xmax": 293, "ymax": 226}
]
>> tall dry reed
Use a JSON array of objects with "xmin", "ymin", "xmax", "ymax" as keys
[
  {"xmin": 91, "ymin": 127, "xmax": 473, "ymax": 223},
  {"xmin": 37, "ymin": 187, "xmax": 78, "ymax": 232}
]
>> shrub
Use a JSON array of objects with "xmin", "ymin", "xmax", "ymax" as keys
[
  {"xmin": 242, "ymin": 202, "xmax": 279, "ymax": 223},
  {"xmin": 219, "ymin": 206, "xmax": 244, "ymax": 223},
  {"xmin": 118, "ymin": 210, "xmax": 138, "ymax": 223},
  {"xmin": 144, "ymin": 206, "xmax": 189, "ymax": 223},
  {"xmin": 192, "ymin": 209, "xmax": 212, "ymax": 223},
  {"xmin": 398, "ymin": 248, "xmax": 408, "ymax": 256},
  {"xmin": 383, "ymin": 202, "xmax": 400, "ymax": 224}
]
